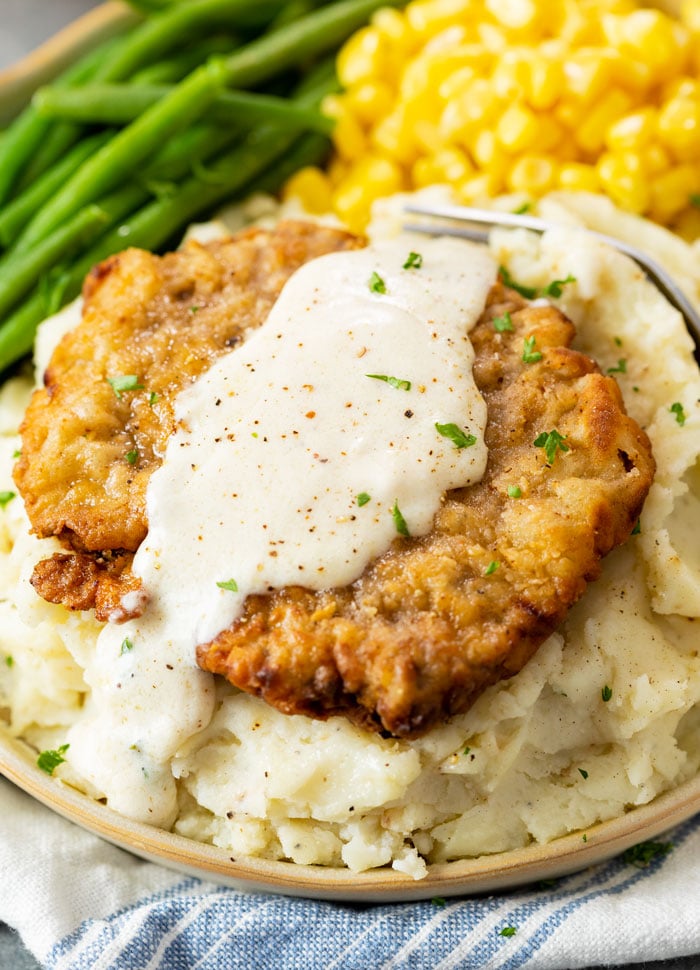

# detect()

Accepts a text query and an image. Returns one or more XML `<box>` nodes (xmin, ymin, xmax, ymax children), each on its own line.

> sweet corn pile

<box><xmin>284</xmin><ymin>0</ymin><xmax>700</xmax><ymax>236</ymax></box>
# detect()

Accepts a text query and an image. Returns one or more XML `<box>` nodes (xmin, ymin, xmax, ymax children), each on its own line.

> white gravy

<box><xmin>66</xmin><ymin>235</ymin><xmax>497</xmax><ymax>826</ymax></box>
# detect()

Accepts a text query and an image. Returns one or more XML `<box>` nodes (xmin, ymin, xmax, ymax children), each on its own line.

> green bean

<box><xmin>0</xmin><ymin>206</ymin><xmax>111</xmax><ymax>321</ymax></box>
<box><xmin>221</xmin><ymin>0</ymin><xmax>405</xmax><ymax>89</ymax></box>
<box><xmin>34</xmin><ymin>83</ymin><xmax>334</xmax><ymax>134</ymax></box>
<box><xmin>15</xmin><ymin>60</ymin><xmax>229</xmax><ymax>253</ymax></box>
<box><xmin>131</xmin><ymin>35</ymin><xmax>236</xmax><ymax>84</ymax></box>
<box><xmin>0</xmin><ymin>34</ymin><xmax>134</xmax><ymax>205</ymax></box>
<box><xmin>93</xmin><ymin>0</ymin><xmax>286</xmax><ymax>83</ymax></box>
<box><xmin>0</xmin><ymin>133</ymin><xmax>112</xmax><ymax>247</ymax></box>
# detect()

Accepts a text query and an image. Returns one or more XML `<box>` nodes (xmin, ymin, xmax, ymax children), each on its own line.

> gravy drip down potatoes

<box><xmin>14</xmin><ymin>221</ymin><xmax>654</xmax><ymax>737</ymax></box>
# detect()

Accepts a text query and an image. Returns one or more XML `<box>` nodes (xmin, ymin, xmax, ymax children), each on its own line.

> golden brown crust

<box><xmin>15</xmin><ymin>224</ymin><xmax>655</xmax><ymax>736</ymax></box>
<box><xmin>196</xmin><ymin>282</ymin><xmax>655</xmax><ymax>736</ymax></box>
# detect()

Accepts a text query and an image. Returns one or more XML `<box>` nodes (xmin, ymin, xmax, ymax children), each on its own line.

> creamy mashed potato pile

<box><xmin>1</xmin><ymin>191</ymin><xmax>700</xmax><ymax>880</ymax></box>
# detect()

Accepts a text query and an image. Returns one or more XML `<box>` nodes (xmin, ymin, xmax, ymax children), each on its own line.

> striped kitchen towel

<box><xmin>1</xmin><ymin>778</ymin><xmax>699</xmax><ymax>970</ymax></box>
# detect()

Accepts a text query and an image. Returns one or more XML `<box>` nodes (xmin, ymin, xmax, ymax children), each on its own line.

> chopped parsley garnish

<box><xmin>463</xmin><ymin>746</ymin><xmax>471</xmax><ymax>755</ymax></box>
<box><xmin>614</xmin><ymin>336</ymin><xmax>623</xmax><ymax>347</ymax></box>
<box><xmin>622</xmin><ymin>840</ymin><xmax>673</xmax><ymax>868</ymax></box>
<box><xmin>485</xmin><ymin>560</ymin><xmax>499</xmax><ymax>575</ymax></box>
<box><xmin>12</xmin><ymin>449</ymin><xmax>21</xmax><ymax>459</ymax></box>
<box><xmin>507</xmin><ymin>485</ymin><xmax>522</xmax><ymax>498</ymax></box>
<box><xmin>522</xmin><ymin>335</ymin><xmax>543</xmax><ymax>363</ymax></box>
<box><xmin>534</xmin><ymin>429</ymin><xmax>569</xmax><ymax>464</ymax></box>
<box><xmin>368</xmin><ymin>271</ymin><xmax>387</xmax><ymax>294</ymax></box>
<box><xmin>578</xmin><ymin>767</ymin><xmax>589</xmax><ymax>779</ymax></box>
<box><xmin>120</xmin><ymin>637</ymin><xmax>134</xmax><ymax>655</ymax></box>
<box><xmin>499</xmin><ymin>926</ymin><xmax>517</xmax><ymax>937</ymax></box>
<box><xmin>125</xmin><ymin>449</ymin><xmax>138</xmax><ymax>465</ymax></box>
<box><xmin>513</xmin><ymin>201</ymin><xmax>532</xmax><ymax>214</ymax></box>
<box><xmin>148</xmin><ymin>392</ymin><xmax>158</xmax><ymax>407</ymax></box>
<box><xmin>0</xmin><ymin>490</ymin><xmax>16</xmax><ymax>508</ymax></box>
<box><xmin>542</xmin><ymin>273</ymin><xmax>576</xmax><ymax>298</ymax></box>
<box><xmin>607</xmin><ymin>358</ymin><xmax>627</xmax><ymax>374</ymax></box>
<box><xmin>37</xmin><ymin>743</ymin><xmax>69</xmax><ymax>775</ymax></box>
<box><xmin>366</xmin><ymin>373</ymin><xmax>411</xmax><ymax>391</ymax></box>
<box><xmin>582</xmin><ymin>833</ymin><xmax>588</xmax><ymax>842</ymax></box>
<box><xmin>670</xmin><ymin>401</ymin><xmax>687</xmax><ymax>426</ymax></box>
<box><xmin>189</xmin><ymin>305</ymin><xmax>200</xmax><ymax>314</ymax></box>
<box><xmin>217</xmin><ymin>578</ymin><xmax>239</xmax><ymax>592</ymax></box>
<box><xmin>601</xmin><ymin>684</ymin><xmax>613</xmax><ymax>702</ymax></box>
<box><xmin>403</xmin><ymin>251</ymin><xmax>423</xmax><ymax>270</ymax></box>
<box><xmin>356</xmin><ymin>492</ymin><xmax>371</xmax><ymax>507</ymax></box>
<box><xmin>107</xmin><ymin>374</ymin><xmax>144</xmax><ymax>399</ymax></box>
<box><xmin>435</xmin><ymin>422</ymin><xmax>477</xmax><ymax>449</ymax></box>
<box><xmin>631</xmin><ymin>519</ymin><xmax>641</xmax><ymax>535</ymax></box>
<box><xmin>431</xmin><ymin>897</ymin><xmax>447</xmax><ymax>907</ymax></box>
<box><xmin>5</xmin><ymin>655</ymin><xmax>13</xmax><ymax>668</ymax></box>
<box><xmin>392</xmin><ymin>500</ymin><xmax>410</xmax><ymax>537</ymax></box>
<box><xmin>690</xmin><ymin>193</ymin><xmax>700</xmax><ymax>208</ymax></box>
<box><xmin>499</xmin><ymin>265</ymin><xmax>537</xmax><ymax>299</ymax></box>
<box><xmin>493</xmin><ymin>311</ymin><xmax>514</xmax><ymax>333</ymax></box>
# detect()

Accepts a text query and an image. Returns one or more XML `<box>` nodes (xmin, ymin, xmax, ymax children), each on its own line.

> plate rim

<box><xmin>2</xmin><ymin>725</ymin><xmax>698</xmax><ymax>902</ymax></box>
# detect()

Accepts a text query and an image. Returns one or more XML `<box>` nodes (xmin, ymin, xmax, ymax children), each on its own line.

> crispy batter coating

<box><xmin>15</xmin><ymin>223</ymin><xmax>655</xmax><ymax>736</ymax></box>
<box><xmin>197</xmin><ymin>282</ymin><xmax>655</xmax><ymax>736</ymax></box>
<box><xmin>16</xmin><ymin>221</ymin><xmax>361</xmax><ymax>620</ymax></box>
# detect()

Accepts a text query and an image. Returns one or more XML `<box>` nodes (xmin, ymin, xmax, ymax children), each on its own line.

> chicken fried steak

<box><xmin>16</xmin><ymin>221</ymin><xmax>362</xmax><ymax>620</ymax></box>
<box><xmin>15</xmin><ymin>222</ymin><xmax>655</xmax><ymax>737</ymax></box>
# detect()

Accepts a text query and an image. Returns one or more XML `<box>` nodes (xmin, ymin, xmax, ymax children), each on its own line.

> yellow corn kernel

<box><xmin>605</xmin><ymin>107</ymin><xmax>657</xmax><ymax>153</ymax></box>
<box><xmin>525</xmin><ymin>55</ymin><xmax>564</xmax><ymax>110</ymax></box>
<box><xmin>457</xmin><ymin>171</ymin><xmax>503</xmax><ymax>203</ymax></box>
<box><xmin>490</xmin><ymin>50</ymin><xmax>531</xmax><ymax>101</ymax></box>
<box><xmin>596</xmin><ymin>152</ymin><xmax>650</xmax><ymax>213</ymax></box>
<box><xmin>439</xmin><ymin>79</ymin><xmax>503</xmax><ymax>144</ymax></box>
<box><xmin>496</xmin><ymin>102</ymin><xmax>541</xmax><ymax>154</ymax></box>
<box><xmin>282</xmin><ymin>167</ymin><xmax>333</xmax><ymax>214</ymax></box>
<box><xmin>343</xmin><ymin>82</ymin><xmax>394</xmax><ymax>127</ymax></box>
<box><xmin>337</xmin><ymin>27</ymin><xmax>386</xmax><ymax>88</ymax></box>
<box><xmin>557</xmin><ymin>162</ymin><xmax>601</xmax><ymax>193</ymax></box>
<box><xmin>332</xmin><ymin>111</ymin><xmax>367</xmax><ymax>161</ymax></box>
<box><xmin>438</xmin><ymin>65</ymin><xmax>478</xmax><ymax>102</ymax></box>
<box><xmin>407</xmin><ymin>0</ymin><xmax>475</xmax><ymax>38</ymax></box>
<box><xmin>661</xmin><ymin>76</ymin><xmax>700</xmax><ymax>102</ymax></box>
<box><xmin>657</xmin><ymin>96</ymin><xmax>700</xmax><ymax>161</ymax></box>
<box><xmin>649</xmin><ymin>163</ymin><xmax>700</xmax><ymax>222</ymax></box>
<box><xmin>332</xmin><ymin>156</ymin><xmax>405</xmax><ymax>231</ymax></box>
<box><xmin>671</xmin><ymin>204</ymin><xmax>700</xmax><ymax>241</ymax></box>
<box><xmin>412</xmin><ymin>147</ymin><xmax>474</xmax><ymax>187</ymax></box>
<box><xmin>470</xmin><ymin>129</ymin><xmax>511</xmax><ymax>178</ymax></box>
<box><xmin>641</xmin><ymin>142</ymin><xmax>672</xmax><ymax>175</ymax></box>
<box><xmin>506</xmin><ymin>154</ymin><xmax>557</xmax><ymax>195</ymax></box>
<box><xmin>486</xmin><ymin>0</ymin><xmax>539</xmax><ymax>31</ymax></box>
<box><xmin>400</xmin><ymin>50</ymin><xmax>478</xmax><ymax>104</ymax></box>
<box><xmin>575</xmin><ymin>89</ymin><xmax>633</xmax><ymax>154</ymax></box>
<box><xmin>371</xmin><ymin>105</ymin><xmax>418</xmax><ymax>164</ymax></box>
<box><xmin>681</xmin><ymin>0</ymin><xmax>700</xmax><ymax>33</ymax></box>
<box><xmin>562</xmin><ymin>49</ymin><xmax>616</xmax><ymax>103</ymax></box>
<box><xmin>603</xmin><ymin>10</ymin><xmax>690</xmax><ymax>81</ymax></box>
<box><xmin>372</xmin><ymin>7</ymin><xmax>414</xmax><ymax>49</ymax></box>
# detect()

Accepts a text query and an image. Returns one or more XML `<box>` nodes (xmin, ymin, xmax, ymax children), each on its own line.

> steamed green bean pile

<box><xmin>0</xmin><ymin>0</ymin><xmax>403</xmax><ymax>374</ymax></box>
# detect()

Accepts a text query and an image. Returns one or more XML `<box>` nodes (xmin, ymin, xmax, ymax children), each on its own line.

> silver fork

<box><xmin>404</xmin><ymin>201</ymin><xmax>700</xmax><ymax>359</ymax></box>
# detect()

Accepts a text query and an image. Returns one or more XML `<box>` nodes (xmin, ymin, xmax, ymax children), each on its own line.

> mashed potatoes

<box><xmin>1</xmin><ymin>191</ymin><xmax>699</xmax><ymax>880</ymax></box>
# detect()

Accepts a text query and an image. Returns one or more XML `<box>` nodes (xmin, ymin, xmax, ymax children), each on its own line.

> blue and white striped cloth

<box><xmin>2</xmin><ymin>778</ymin><xmax>699</xmax><ymax>970</ymax></box>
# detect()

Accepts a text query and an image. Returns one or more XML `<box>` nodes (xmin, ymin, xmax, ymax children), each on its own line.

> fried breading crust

<box><xmin>196</xmin><ymin>282</ymin><xmax>655</xmax><ymax>737</ymax></box>
<box><xmin>16</xmin><ymin>221</ymin><xmax>362</xmax><ymax>620</ymax></box>
<box><xmin>15</xmin><ymin>223</ymin><xmax>655</xmax><ymax>737</ymax></box>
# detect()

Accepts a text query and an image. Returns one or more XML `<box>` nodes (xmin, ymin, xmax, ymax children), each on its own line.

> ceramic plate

<box><xmin>1</xmin><ymin>0</ymin><xmax>698</xmax><ymax>903</ymax></box>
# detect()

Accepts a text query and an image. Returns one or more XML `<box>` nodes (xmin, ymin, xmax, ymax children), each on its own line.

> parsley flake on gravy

<box><xmin>391</xmin><ymin>500</ymin><xmax>410</xmax><ymax>537</ymax></box>
<box><xmin>217</xmin><ymin>578</ymin><xmax>239</xmax><ymax>592</ymax></box>
<box><xmin>435</xmin><ymin>422</ymin><xmax>477</xmax><ymax>449</ymax></box>
<box><xmin>37</xmin><ymin>744</ymin><xmax>69</xmax><ymax>775</ymax></box>
<box><xmin>107</xmin><ymin>374</ymin><xmax>144</xmax><ymax>399</ymax></box>
<box><xmin>493</xmin><ymin>311</ymin><xmax>514</xmax><ymax>333</ymax></box>
<box><xmin>522</xmin><ymin>335</ymin><xmax>543</xmax><ymax>363</ymax></box>
<box><xmin>356</xmin><ymin>492</ymin><xmax>371</xmax><ymax>507</ymax></box>
<box><xmin>534</xmin><ymin>429</ymin><xmax>569</xmax><ymax>464</ymax></box>
<box><xmin>579</xmin><ymin>767</ymin><xmax>589</xmax><ymax>779</ymax></box>
<box><xmin>602</xmin><ymin>685</ymin><xmax>613</xmax><ymax>702</ymax></box>
<box><xmin>366</xmin><ymin>373</ymin><xmax>411</xmax><ymax>391</ymax></box>
<box><xmin>368</xmin><ymin>271</ymin><xmax>387</xmax><ymax>294</ymax></box>
<box><xmin>0</xmin><ymin>490</ymin><xmax>16</xmax><ymax>508</ymax></box>
<box><xmin>607</xmin><ymin>358</ymin><xmax>627</xmax><ymax>374</ymax></box>
<box><xmin>403</xmin><ymin>251</ymin><xmax>423</xmax><ymax>270</ymax></box>
<box><xmin>120</xmin><ymin>637</ymin><xmax>134</xmax><ymax>655</ymax></box>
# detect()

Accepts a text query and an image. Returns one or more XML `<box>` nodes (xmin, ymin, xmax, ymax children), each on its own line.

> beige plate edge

<box><xmin>2</xmin><ymin>726</ymin><xmax>699</xmax><ymax>901</ymax></box>
<box><xmin>0</xmin><ymin>2</ymin><xmax>138</xmax><ymax>126</ymax></box>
